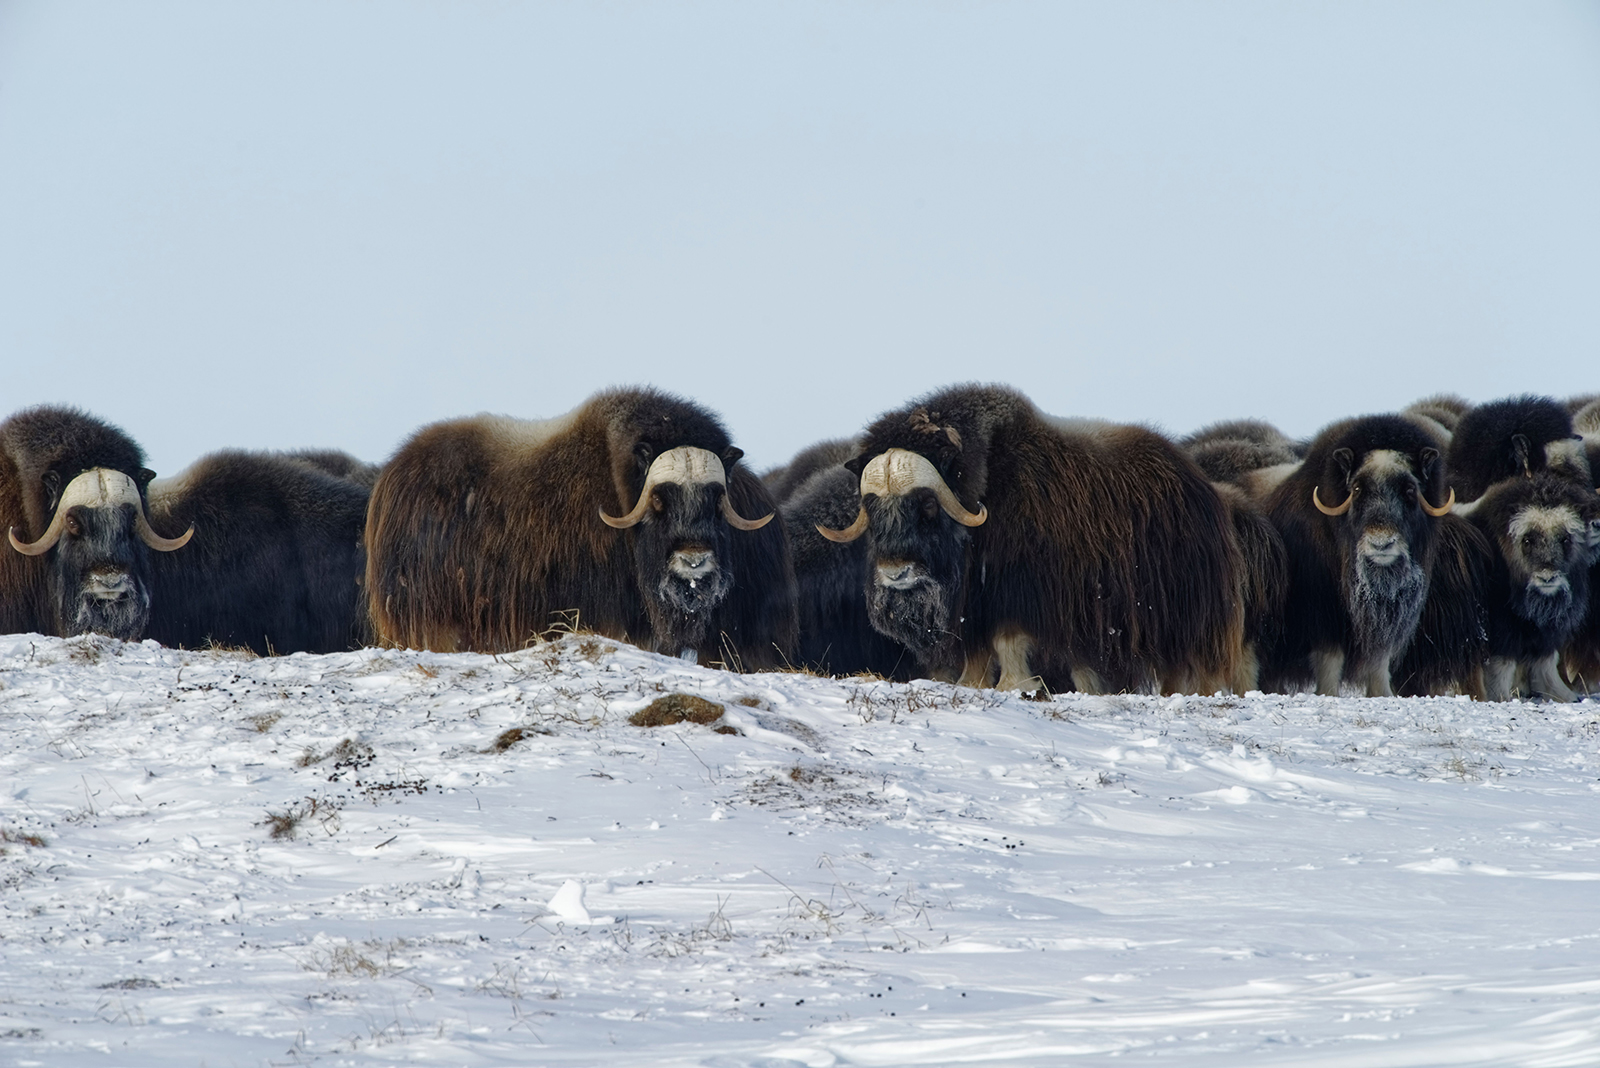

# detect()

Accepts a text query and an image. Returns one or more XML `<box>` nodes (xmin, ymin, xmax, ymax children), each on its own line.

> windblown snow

<box><xmin>2</xmin><ymin>633</ymin><xmax>1599</xmax><ymax>1067</ymax></box>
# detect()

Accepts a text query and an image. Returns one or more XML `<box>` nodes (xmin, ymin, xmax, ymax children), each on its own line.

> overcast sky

<box><xmin>2</xmin><ymin>1</ymin><xmax>1598</xmax><ymax>475</ymax></box>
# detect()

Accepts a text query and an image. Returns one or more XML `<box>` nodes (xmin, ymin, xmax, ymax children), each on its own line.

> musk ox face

<box><xmin>816</xmin><ymin>448</ymin><xmax>989</xmax><ymax>662</ymax></box>
<box><xmin>601</xmin><ymin>445</ymin><xmax>773</xmax><ymax>655</ymax></box>
<box><xmin>7</xmin><ymin>467</ymin><xmax>193</xmax><ymax>642</ymax></box>
<box><xmin>1483</xmin><ymin>479</ymin><xmax>1597</xmax><ymax>640</ymax></box>
<box><xmin>1317</xmin><ymin>447</ymin><xmax>1441</xmax><ymax>657</ymax></box>
<box><xmin>49</xmin><ymin>501</ymin><xmax>154</xmax><ymax>640</ymax></box>
<box><xmin>860</xmin><ymin>487</ymin><xmax>972</xmax><ymax>658</ymax></box>
<box><xmin>632</xmin><ymin>480</ymin><xmax>738</xmax><ymax>649</ymax></box>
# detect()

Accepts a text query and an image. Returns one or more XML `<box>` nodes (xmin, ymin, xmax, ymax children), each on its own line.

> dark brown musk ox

<box><xmin>765</xmin><ymin>442</ymin><xmax>915</xmax><ymax>680</ymax></box>
<box><xmin>815</xmin><ymin>385</ymin><xmax>1247</xmax><ymax>694</ymax></box>
<box><xmin>140</xmin><ymin>450</ymin><xmax>374</xmax><ymax>655</ymax></box>
<box><xmin>1448</xmin><ymin>395</ymin><xmax>1590</xmax><ymax>503</ymax></box>
<box><xmin>1257</xmin><ymin>415</ymin><xmax>1457</xmax><ymax>696</ymax></box>
<box><xmin>2</xmin><ymin>407</ymin><xmax>193</xmax><ymax>640</ymax></box>
<box><xmin>364</xmin><ymin>388</ymin><xmax>797</xmax><ymax>666</ymax></box>
<box><xmin>1460</xmin><ymin>472</ymin><xmax>1598</xmax><ymax>701</ymax></box>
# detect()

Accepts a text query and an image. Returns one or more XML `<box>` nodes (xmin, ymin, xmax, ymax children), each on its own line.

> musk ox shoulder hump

<box><xmin>468</xmin><ymin>410</ymin><xmax>585</xmax><ymax>456</ymax></box>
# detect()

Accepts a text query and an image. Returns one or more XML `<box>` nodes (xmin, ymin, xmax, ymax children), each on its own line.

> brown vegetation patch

<box><xmin>629</xmin><ymin>693</ymin><xmax>726</xmax><ymax>728</ymax></box>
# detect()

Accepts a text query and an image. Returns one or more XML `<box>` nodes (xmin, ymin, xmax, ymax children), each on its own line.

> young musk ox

<box><xmin>762</xmin><ymin>438</ymin><xmax>858</xmax><ymax>507</ymax></box>
<box><xmin>1462</xmin><ymin>472</ymin><xmax>1599</xmax><ymax>702</ymax></box>
<box><xmin>1448</xmin><ymin>395</ymin><xmax>1589</xmax><ymax>503</ymax></box>
<box><xmin>817</xmin><ymin>385</ymin><xmax>1247</xmax><ymax>694</ymax></box>
<box><xmin>1</xmin><ymin>407</ymin><xmax>192</xmax><ymax>640</ymax></box>
<box><xmin>365</xmin><ymin>388</ymin><xmax>797</xmax><ymax>666</ymax></box>
<box><xmin>142</xmin><ymin>451</ymin><xmax>373</xmax><ymax>655</ymax></box>
<box><xmin>772</xmin><ymin>446</ymin><xmax>915</xmax><ymax>680</ymax></box>
<box><xmin>1257</xmin><ymin>415</ymin><xmax>1456</xmax><ymax>697</ymax></box>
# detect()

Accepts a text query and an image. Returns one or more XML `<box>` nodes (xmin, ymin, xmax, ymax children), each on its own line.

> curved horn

<box><xmin>600</xmin><ymin>447</ymin><xmax>733</xmax><ymax>530</ymax></box>
<box><xmin>1312</xmin><ymin>485</ymin><xmax>1352</xmax><ymax>516</ymax></box>
<box><xmin>8</xmin><ymin>515</ymin><xmax>68</xmax><ymax>556</ymax></box>
<box><xmin>816</xmin><ymin>506</ymin><xmax>869</xmax><ymax>543</ymax></box>
<box><xmin>136</xmin><ymin>510</ymin><xmax>194</xmax><ymax>551</ymax></box>
<box><xmin>720</xmin><ymin>494</ymin><xmax>773</xmax><ymax>531</ymax></box>
<box><xmin>1421</xmin><ymin>486</ymin><xmax>1455</xmax><ymax>518</ymax></box>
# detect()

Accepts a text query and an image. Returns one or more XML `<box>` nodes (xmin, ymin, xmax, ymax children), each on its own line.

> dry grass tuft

<box><xmin>263</xmin><ymin>796</ymin><xmax>342</xmax><ymax>840</ymax></box>
<box><xmin>0</xmin><ymin>828</ymin><xmax>47</xmax><ymax>850</ymax></box>
<box><xmin>247</xmin><ymin>711</ymin><xmax>282</xmax><ymax>733</ymax></box>
<box><xmin>629</xmin><ymin>693</ymin><xmax>726</xmax><ymax>728</ymax></box>
<box><xmin>484</xmin><ymin>726</ymin><xmax>548</xmax><ymax>753</ymax></box>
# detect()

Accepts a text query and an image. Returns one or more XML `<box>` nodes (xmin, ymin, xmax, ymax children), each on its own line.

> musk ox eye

<box><xmin>921</xmin><ymin>496</ymin><xmax>939</xmax><ymax>520</ymax></box>
<box><xmin>65</xmin><ymin>514</ymin><xmax>83</xmax><ymax>538</ymax></box>
<box><xmin>650</xmin><ymin>494</ymin><xmax>665</xmax><ymax>513</ymax></box>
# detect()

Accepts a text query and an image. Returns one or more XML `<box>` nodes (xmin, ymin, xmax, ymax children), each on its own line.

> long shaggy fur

<box><xmin>144</xmin><ymin>451</ymin><xmax>373</xmax><ymax>655</ymax></box>
<box><xmin>762</xmin><ymin>439</ymin><xmax>858</xmax><ymax>506</ymax></box>
<box><xmin>1392</xmin><ymin>514</ymin><xmax>1493</xmax><ymax>697</ymax></box>
<box><xmin>849</xmin><ymin>385</ymin><xmax>1245</xmax><ymax>693</ymax></box>
<box><xmin>365</xmin><ymin>388</ymin><xmax>796</xmax><ymax>666</ymax></box>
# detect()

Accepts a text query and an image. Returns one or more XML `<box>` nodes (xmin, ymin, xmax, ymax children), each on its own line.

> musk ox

<box><xmin>2</xmin><ymin>407</ymin><xmax>192</xmax><ymax>640</ymax></box>
<box><xmin>365</xmin><ymin>388</ymin><xmax>797</xmax><ymax>666</ymax></box>
<box><xmin>772</xmin><ymin>446</ymin><xmax>915</xmax><ymax>679</ymax></box>
<box><xmin>816</xmin><ymin>385</ymin><xmax>1246</xmax><ymax>694</ymax></box>
<box><xmin>1448</xmin><ymin>395</ymin><xmax>1589</xmax><ymax>502</ymax></box>
<box><xmin>1258</xmin><ymin>415</ymin><xmax>1454</xmax><ymax>696</ymax></box>
<box><xmin>140</xmin><ymin>450</ymin><xmax>373</xmax><ymax>655</ymax></box>
<box><xmin>1402</xmin><ymin>394</ymin><xmax>1473</xmax><ymax>439</ymax></box>
<box><xmin>1465</xmin><ymin>472</ymin><xmax>1598</xmax><ymax>702</ymax></box>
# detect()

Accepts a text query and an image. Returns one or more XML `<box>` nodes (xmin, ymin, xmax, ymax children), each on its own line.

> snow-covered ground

<box><xmin>2</xmin><ymin>632</ymin><xmax>1599</xmax><ymax>1068</ymax></box>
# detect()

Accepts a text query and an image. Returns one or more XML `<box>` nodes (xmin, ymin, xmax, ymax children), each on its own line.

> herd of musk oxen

<box><xmin>7</xmin><ymin>385</ymin><xmax>1600</xmax><ymax>702</ymax></box>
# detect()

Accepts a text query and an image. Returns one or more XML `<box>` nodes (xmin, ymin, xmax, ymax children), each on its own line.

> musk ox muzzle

<box><xmin>816</xmin><ymin>449</ymin><xmax>986</xmax><ymax>543</ymax></box>
<box><xmin>599</xmin><ymin>447</ymin><xmax>773</xmax><ymax>531</ymax></box>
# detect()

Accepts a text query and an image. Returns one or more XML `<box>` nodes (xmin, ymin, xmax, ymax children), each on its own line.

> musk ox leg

<box><xmin>1362</xmin><ymin>654</ymin><xmax>1395</xmax><ymax>698</ymax></box>
<box><xmin>992</xmin><ymin>627</ymin><xmax>1043</xmax><ymax>693</ymax></box>
<box><xmin>1484</xmin><ymin>656</ymin><xmax>1517</xmax><ymax>702</ymax></box>
<box><xmin>1070</xmin><ymin>665</ymin><xmax>1107</xmax><ymax>695</ymax></box>
<box><xmin>1311</xmin><ymin>647</ymin><xmax>1345</xmax><ymax>697</ymax></box>
<box><xmin>1232</xmin><ymin>643</ymin><xmax>1262</xmax><ymax>695</ymax></box>
<box><xmin>1528</xmin><ymin>652</ymin><xmax>1576</xmax><ymax>703</ymax></box>
<box><xmin>956</xmin><ymin>647</ymin><xmax>995</xmax><ymax>689</ymax></box>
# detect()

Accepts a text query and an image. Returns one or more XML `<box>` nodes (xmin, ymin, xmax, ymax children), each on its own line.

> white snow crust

<box><xmin>2</xmin><ymin>632</ymin><xmax>1599</xmax><ymax>1067</ymax></box>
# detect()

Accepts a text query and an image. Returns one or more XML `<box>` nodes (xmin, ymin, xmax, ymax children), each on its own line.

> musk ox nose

<box><xmin>85</xmin><ymin>571</ymin><xmax>132</xmax><ymax>601</ymax></box>
<box><xmin>1531</xmin><ymin>569</ymin><xmax>1568</xmax><ymax>595</ymax></box>
<box><xmin>1361</xmin><ymin>532</ymin><xmax>1403</xmax><ymax>565</ymax></box>
<box><xmin>876</xmin><ymin>561</ymin><xmax>920</xmax><ymax>590</ymax></box>
<box><xmin>669</xmin><ymin>549</ymin><xmax>716</xmax><ymax>581</ymax></box>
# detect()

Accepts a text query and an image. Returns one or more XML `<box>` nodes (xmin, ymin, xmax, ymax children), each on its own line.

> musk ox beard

<box><xmin>819</xmin><ymin>385</ymin><xmax>1248</xmax><ymax>694</ymax></box>
<box><xmin>2</xmin><ymin>406</ymin><xmax>192</xmax><ymax>641</ymax></box>
<box><xmin>364</xmin><ymin>388</ymin><xmax>798</xmax><ymax>667</ymax></box>
<box><xmin>1258</xmin><ymin>415</ymin><xmax>1455</xmax><ymax>697</ymax></box>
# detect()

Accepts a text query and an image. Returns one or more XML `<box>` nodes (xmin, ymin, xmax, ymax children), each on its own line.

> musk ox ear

<box><xmin>720</xmin><ymin>446</ymin><xmax>744</xmax><ymax>470</ymax></box>
<box><xmin>633</xmin><ymin>440</ymin><xmax>656</xmax><ymax>468</ymax></box>
<box><xmin>1419</xmin><ymin>447</ymin><xmax>1440</xmax><ymax>483</ymax></box>
<box><xmin>843</xmin><ymin>453</ymin><xmax>868</xmax><ymax>478</ymax></box>
<box><xmin>41</xmin><ymin>470</ymin><xmax>61</xmax><ymax>511</ymax></box>
<box><xmin>1511</xmin><ymin>433</ymin><xmax>1532</xmax><ymax>476</ymax></box>
<box><xmin>1331</xmin><ymin>447</ymin><xmax>1354</xmax><ymax>486</ymax></box>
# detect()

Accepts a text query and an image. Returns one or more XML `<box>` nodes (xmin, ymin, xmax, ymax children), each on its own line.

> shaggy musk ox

<box><xmin>1</xmin><ymin>407</ymin><xmax>192</xmax><ymax>640</ymax></box>
<box><xmin>818</xmin><ymin>386</ymin><xmax>1246</xmax><ymax>694</ymax></box>
<box><xmin>1466</xmin><ymin>473</ymin><xmax>1598</xmax><ymax>702</ymax></box>
<box><xmin>365</xmin><ymin>389</ymin><xmax>797</xmax><ymax>665</ymax></box>
<box><xmin>141</xmin><ymin>451</ymin><xmax>373</xmax><ymax>655</ymax></box>
<box><xmin>1259</xmin><ymin>415</ymin><xmax>1455</xmax><ymax>696</ymax></box>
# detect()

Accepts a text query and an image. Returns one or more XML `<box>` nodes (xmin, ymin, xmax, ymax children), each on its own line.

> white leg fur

<box><xmin>1311</xmin><ymin>647</ymin><xmax>1345</xmax><ymax>697</ymax></box>
<box><xmin>993</xmin><ymin>628</ymin><xmax>1044</xmax><ymax>692</ymax></box>
<box><xmin>1484</xmin><ymin>657</ymin><xmax>1517</xmax><ymax>702</ymax></box>
<box><xmin>1363</xmin><ymin>654</ymin><xmax>1394</xmax><ymax>698</ymax></box>
<box><xmin>1528</xmin><ymin>652</ymin><xmax>1576</xmax><ymax>703</ymax></box>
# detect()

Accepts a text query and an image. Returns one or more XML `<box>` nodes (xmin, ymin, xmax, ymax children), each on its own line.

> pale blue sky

<box><xmin>2</xmin><ymin>1</ymin><xmax>1597</xmax><ymax>475</ymax></box>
